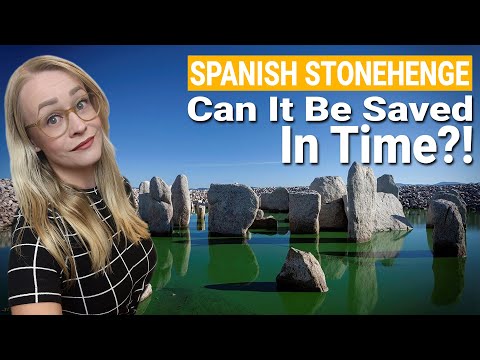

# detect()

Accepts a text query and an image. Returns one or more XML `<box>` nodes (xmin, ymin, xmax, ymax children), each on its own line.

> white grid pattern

<box><xmin>7</xmin><ymin>177</ymin><xmax>157</xmax><ymax>315</ymax></box>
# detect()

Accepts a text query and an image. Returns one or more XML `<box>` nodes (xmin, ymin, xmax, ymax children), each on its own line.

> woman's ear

<box><xmin>30</xmin><ymin>140</ymin><xmax>41</xmax><ymax>152</ymax></box>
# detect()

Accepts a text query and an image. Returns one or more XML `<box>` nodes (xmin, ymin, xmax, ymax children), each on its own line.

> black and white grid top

<box><xmin>7</xmin><ymin>176</ymin><xmax>157</xmax><ymax>315</ymax></box>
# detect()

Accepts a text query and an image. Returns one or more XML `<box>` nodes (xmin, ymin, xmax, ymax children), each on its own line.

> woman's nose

<box><xmin>68</xmin><ymin>112</ymin><xmax>88</xmax><ymax>136</ymax></box>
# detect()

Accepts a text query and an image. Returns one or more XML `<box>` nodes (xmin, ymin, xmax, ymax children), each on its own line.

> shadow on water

<box><xmin>431</xmin><ymin>257</ymin><xmax>466</xmax><ymax>306</ymax></box>
<box><xmin>206</xmin><ymin>281</ymin><xmax>277</xmax><ymax>292</ymax></box>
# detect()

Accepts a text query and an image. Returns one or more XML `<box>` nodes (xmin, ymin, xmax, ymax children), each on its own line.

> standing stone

<box><xmin>171</xmin><ymin>174</ymin><xmax>191</xmax><ymax>227</ymax></box>
<box><xmin>276</xmin><ymin>247</ymin><xmax>328</xmax><ymax>292</ymax></box>
<box><xmin>259</xmin><ymin>187</ymin><xmax>289</xmax><ymax>212</ymax></box>
<box><xmin>196</xmin><ymin>205</ymin><xmax>206</xmax><ymax>221</ymax></box>
<box><xmin>319</xmin><ymin>198</ymin><xmax>348</xmax><ymax>231</ymax></box>
<box><xmin>289</xmin><ymin>191</ymin><xmax>321</xmax><ymax>234</ymax></box>
<box><xmin>207</xmin><ymin>184</ymin><xmax>258</xmax><ymax>237</ymax></box>
<box><xmin>426</xmin><ymin>191</ymin><xmax>467</xmax><ymax>229</ymax></box>
<box><xmin>138</xmin><ymin>193</ymin><xmax>153</xmax><ymax>222</ymax></box>
<box><xmin>138</xmin><ymin>176</ymin><xmax>173</xmax><ymax>235</ymax></box>
<box><xmin>431</xmin><ymin>199</ymin><xmax>466</xmax><ymax>257</ymax></box>
<box><xmin>377</xmin><ymin>174</ymin><xmax>399</xmax><ymax>198</ymax></box>
<box><xmin>149</xmin><ymin>200</ymin><xmax>173</xmax><ymax>235</ymax></box>
<box><xmin>309</xmin><ymin>176</ymin><xmax>347</xmax><ymax>205</ymax></box>
<box><xmin>139</xmin><ymin>181</ymin><xmax>150</xmax><ymax>194</ymax></box>
<box><xmin>347</xmin><ymin>162</ymin><xmax>376</xmax><ymax>242</ymax></box>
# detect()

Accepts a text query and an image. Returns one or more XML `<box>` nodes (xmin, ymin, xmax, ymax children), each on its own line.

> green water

<box><xmin>2</xmin><ymin>210</ymin><xmax>480</xmax><ymax>315</ymax></box>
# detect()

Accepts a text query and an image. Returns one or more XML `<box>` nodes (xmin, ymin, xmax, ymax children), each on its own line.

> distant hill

<box><xmin>397</xmin><ymin>182</ymin><xmax>464</xmax><ymax>186</ymax></box>
<box><xmin>433</xmin><ymin>182</ymin><xmax>464</xmax><ymax>186</ymax></box>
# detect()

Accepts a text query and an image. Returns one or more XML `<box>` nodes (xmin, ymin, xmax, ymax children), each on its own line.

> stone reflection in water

<box><xmin>426</xmin><ymin>228</ymin><xmax>434</xmax><ymax>253</ymax></box>
<box><xmin>0</xmin><ymin>228</ymin><xmax>11</xmax><ymax>248</ymax></box>
<box><xmin>467</xmin><ymin>211</ymin><xmax>480</xmax><ymax>230</ymax></box>
<box><xmin>151</xmin><ymin>238</ymin><xmax>173</xmax><ymax>290</ymax></box>
<box><xmin>208</xmin><ymin>235</ymin><xmax>259</xmax><ymax>284</ymax></box>
<box><xmin>197</xmin><ymin>217</ymin><xmax>206</xmax><ymax>231</ymax></box>
<box><xmin>278</xmin><ymin>290</ymin><xmax>327</xmax><ymax>315</ymax></box>
<box><xmin>289</xmin><ymin>234</ymin><xmax>319</xmax><ymax>255</ymax></box>
<box><xmin>171</xmin><ymin>228</ymin><xmax>191</xmax><ymax>276</ymax></box>
<box><xmin>370</xmin><ymin>230</ymin><xmax>409</xmax><ymax>265</ymax></box>
<box><xmin>348</xmin><ymin>241</ymin><xmax>378</xmax><ymax>315</ymax></box>
<box><xmin>404</xmin><ymin>209</ymin><xmax>428</xmax><ymax>226</ymax></box>
<box><xmin>320</xmin><ymin>254</ymin><xmax>348</xmax><ymax>280</ymax></box>
<box><xmin>347</xmin><ymin>230</ymin><xmax>409</xmax><ymax>314</ymax></box>
<box><xmin>431</xmin><ymin>257</ymin><xmax>466</xmax><ymax>306</ymax></box>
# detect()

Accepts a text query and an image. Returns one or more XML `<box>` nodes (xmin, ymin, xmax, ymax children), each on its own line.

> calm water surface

<box><xmin>1</xmin><ymin>210</ymin><xmax>479</xmax><ymax>315</ymax></box>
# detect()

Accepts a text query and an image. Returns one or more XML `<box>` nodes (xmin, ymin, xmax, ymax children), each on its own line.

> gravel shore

<box><xmin>1</xmin><ymin>178</ymin><xmax>479</xmax><ymax>231</ymax></box>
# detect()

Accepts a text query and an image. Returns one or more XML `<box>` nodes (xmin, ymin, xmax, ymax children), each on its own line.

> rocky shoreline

<box><xmin>1</xmin><ymin>178</ymin><xmax>479</xmax><ymax>231</ymax></box>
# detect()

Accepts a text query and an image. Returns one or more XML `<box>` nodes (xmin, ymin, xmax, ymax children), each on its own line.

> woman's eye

<box><xmin>76</xmin><ymin>98</ymin><xmax>89</xmax><ymax>110</ymax></box>
<box><xmin>47</xmin><ymin>115</ymin><xmax>61</xmax><ymax>126</ymax></box>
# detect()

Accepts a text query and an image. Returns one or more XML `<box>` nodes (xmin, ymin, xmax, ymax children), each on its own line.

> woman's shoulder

<box><xmin>11</xmin><ymin>206</ymin><xmax>61</xmax><ymax>247</ymax></box>
<box><xmin>10</xmin><ymin>207</ymin><xmax>39</xmax><ymax>246</ymax></box>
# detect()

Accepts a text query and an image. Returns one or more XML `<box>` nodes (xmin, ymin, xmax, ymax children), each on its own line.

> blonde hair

<box><xmin>4</xmin><ymin>55</ymin><xmax>151</xmax><ymax>280</ymax></box>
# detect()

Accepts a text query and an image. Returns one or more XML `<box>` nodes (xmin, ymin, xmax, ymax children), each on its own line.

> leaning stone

<box><xmin>347</xmin><ymin>162</ymin><xmax>376</xmax><ymax>242</ymax></box>
<box><xmin>377</xmin><ymin>174</ymin><xmax>399</xmax><ymax>198</ymax></box>
<box><xmin>431</xmin><ymin>199</ymin><xmax>466</xmax><ymax>257</ymax></box>
<box><xmin>289</xmin><ymin>191</ymin><xmax>321</xmax><ymax>234</ymax></box>
<box><xmin>276</xmin><ymin>247</ymin><xmax>328</xmax><ymax>292</ymax></box>
<box><xmin>374</xmin><ymin>192</ymin><xmax>412</xmax><ymax>231</ymax></box>
<box><xmin>150</xmin><ymin>176</ymin><xmax>171</xmax><ymax>204</ymax></box>
<box><xmin>207</xmin><ymin>183</ymin><xmax>258</xmax><ymax>237</ymax></box>
<box><xmin>309</xmin><ymin>176</ymin><xmax>347</xmax><ymax>205</ymax></box>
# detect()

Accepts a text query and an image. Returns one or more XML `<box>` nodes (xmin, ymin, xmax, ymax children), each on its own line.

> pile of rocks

<box><xmin>399</xmin><ymin>183</ymin><xmax>480</xmax><ymax>211</ymax></box>
<box><xmin>0</xmin><ymin>179</ymin><xmax>19</xmax><ymax>230</ymax></box>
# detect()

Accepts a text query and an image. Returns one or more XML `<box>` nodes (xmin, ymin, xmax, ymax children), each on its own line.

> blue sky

<box><xmin>0</xmin><ymin>45</ymin><xmax>478</xmax><ymax>189</ymax></box>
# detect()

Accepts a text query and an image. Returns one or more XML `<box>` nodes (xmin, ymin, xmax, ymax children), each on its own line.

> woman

<box><xmin>4</xmin><ymin>55</ymin><xmax>157</xmax><ymax>315</ymax></box>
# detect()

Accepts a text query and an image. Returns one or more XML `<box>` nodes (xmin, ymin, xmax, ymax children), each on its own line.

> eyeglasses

<box><xmin>25</xmin><ymin>92</ymin><xmax>101</xmax><ymax>139</ymax></box>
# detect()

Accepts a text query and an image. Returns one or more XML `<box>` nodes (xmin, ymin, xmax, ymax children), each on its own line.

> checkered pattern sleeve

<box><xmin>8</xmin><ymin>209</ymin><xmax>63</xmax><ymax>307</ymax></box>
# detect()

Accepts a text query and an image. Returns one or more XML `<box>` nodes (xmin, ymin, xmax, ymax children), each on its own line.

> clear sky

<box><xmin>1</xmin><ymin>45</ymin><xmax>479</xmax><ymax>189</ymax></box>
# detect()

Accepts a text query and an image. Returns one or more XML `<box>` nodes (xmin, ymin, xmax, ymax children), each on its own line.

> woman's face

<box><xmin>20</xmin><ymin>70</ymin><xmax>103</xmax><ymax>180</ymax></box>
